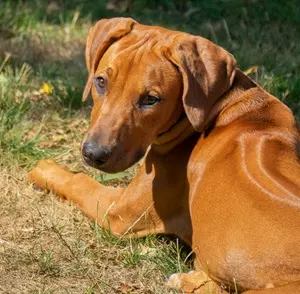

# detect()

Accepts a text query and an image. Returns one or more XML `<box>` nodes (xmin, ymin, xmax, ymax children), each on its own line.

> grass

<box><xmin>0</xmin><ymin>0</ymin><xmax>300</xmax><ymax>293</ymax></box>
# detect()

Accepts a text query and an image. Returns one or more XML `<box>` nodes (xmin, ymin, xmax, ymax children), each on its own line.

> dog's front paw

<box><xmin>167</xmin><ymin>272</ymin><xmax>199</xmax><ymax>293</ymax></box>
<box><xmin>28</xmin><ymin>159</ymin><xmax>71</xmax><ymax>194</ymax></box>
<box><xmin>166</xmin><ymin>271</ymin><xmax>222</xmax><ymax>293</ymax></box>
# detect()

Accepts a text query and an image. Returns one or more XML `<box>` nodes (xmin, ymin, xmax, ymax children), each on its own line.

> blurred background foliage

<box><xmin>1</xmin><ymin>0</ymin><xmax>299</xmax><ymax>113</ymax></box>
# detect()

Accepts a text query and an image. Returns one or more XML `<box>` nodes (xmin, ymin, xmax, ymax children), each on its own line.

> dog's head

<box><xmin>81</xmin><ymin>18</ymin><xmax>236</xmax><ymax>173</ymax></box>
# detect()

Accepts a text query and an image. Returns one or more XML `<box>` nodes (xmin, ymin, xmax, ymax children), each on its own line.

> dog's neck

<box><xmin>207</xmin><ymin>69</ymin><xmax>259</xmax><ymax>128</ymax></box>
<box><xmin>152</xmin><ymin>114</ymin><xmax>195</xmax><ymax>154</ymax></box>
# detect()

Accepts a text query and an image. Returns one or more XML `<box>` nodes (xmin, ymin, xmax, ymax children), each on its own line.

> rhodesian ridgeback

<box><xmin>29</xmin><ymin>18</ymin><xmax>300</xmax><ymax>293</ymax></box>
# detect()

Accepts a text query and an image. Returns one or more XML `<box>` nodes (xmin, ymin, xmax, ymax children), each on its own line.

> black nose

<box><xmin>82</xmin><ymin>142</ymin><xmax>110</xmax><ymax>166</ymax></box>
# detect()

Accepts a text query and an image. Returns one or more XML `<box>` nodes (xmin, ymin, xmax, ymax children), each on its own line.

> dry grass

<box><xmin>0</xmin><ymin>165</ymin><xmax>184</xmax><ymax>294</ymax></box>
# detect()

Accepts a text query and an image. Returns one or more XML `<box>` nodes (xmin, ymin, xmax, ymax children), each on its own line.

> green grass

<box><xmin>0</xmin><ymin>0</ymin><xmax>299</xmax><ymax>293</ymax></box>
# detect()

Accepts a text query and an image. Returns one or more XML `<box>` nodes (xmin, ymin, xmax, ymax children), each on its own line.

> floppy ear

<box><xmin>82</xmin><ymin>17</ymin><xmax>136</xmax><ymax>102</ymax></box>
<box><xmin>168</xmin><ymin>35</ymin><xmax>236</xmax><ymax>132</ymax></box>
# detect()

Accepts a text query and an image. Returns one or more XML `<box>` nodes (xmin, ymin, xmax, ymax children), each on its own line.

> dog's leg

<box><xmin>28</xmin><ymin>160</ymin><xmax>160</xmax><ymax>236</ymax></box>
<box><xmin>28</xmin><ymin>144</ymin><xmax>191</xmax><ymax>239</ymax></box>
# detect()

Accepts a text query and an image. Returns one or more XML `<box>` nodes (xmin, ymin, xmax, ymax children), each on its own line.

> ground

<box><xmin>0</xmin><ymin>1</ymin><xmax>300</xmax><ymax>293</ymax></box>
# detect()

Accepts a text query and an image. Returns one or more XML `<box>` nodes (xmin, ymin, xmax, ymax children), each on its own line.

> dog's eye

<box><xmin>94</xmin><ymin>76</ymin><xmax>106</xmax><ymax>95</ymax></box>
<box><xmin>139</xmin><ymin>95</ymin><xmax>161</xmax><ymax>107</ymax></box>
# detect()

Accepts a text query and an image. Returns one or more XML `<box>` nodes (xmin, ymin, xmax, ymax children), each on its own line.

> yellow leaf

<box><xmin>40</xmin><ymin>82</ymin><xmax>53</xmax><ymax>95</ymax></box>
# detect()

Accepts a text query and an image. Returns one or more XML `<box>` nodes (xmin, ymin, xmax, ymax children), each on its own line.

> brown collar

<box><xmin>152</xmin><ymin>115</ymin><xmax>195</xmax><ymax>154</ymax></box>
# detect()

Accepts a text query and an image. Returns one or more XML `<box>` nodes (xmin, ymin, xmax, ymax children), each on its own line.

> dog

<box><xmin>29</xmin><ymin>18</ymin><xmax>300</xmax><ymax>293</ymax></box>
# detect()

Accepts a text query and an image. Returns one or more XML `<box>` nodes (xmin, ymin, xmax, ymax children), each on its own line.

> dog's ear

<box><xmin>167</xmin><ymin>35</ymin><xmax>236</xmax><ymax>132</ymax></box>
<box><xmin>82</xmin><ymin>17</ymin><xmax>136</xmax><ymax>102</ymax></box>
